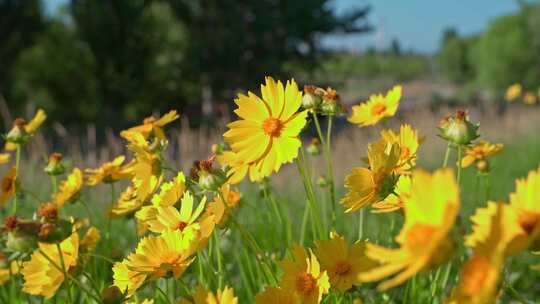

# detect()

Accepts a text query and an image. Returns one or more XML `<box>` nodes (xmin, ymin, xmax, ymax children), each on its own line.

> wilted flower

<box><xmin>44</xmin><ymin>153</ymin><xmax>65</xmax><ymax>176</ymax></box>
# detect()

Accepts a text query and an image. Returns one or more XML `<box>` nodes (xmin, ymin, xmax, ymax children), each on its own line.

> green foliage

<box><xmin>437</xmin><ymin>30</ymin><xmax>478</xmax><ymax>83</ymax></box>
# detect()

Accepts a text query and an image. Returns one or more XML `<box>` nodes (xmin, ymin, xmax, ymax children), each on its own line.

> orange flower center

<box><xmin>459</xmin><ymin>255</ymin><xmax>490</xmax><ymax>295</ymax></box>
<box><xmin>296</xmin><ymin>273</ymin><xmax>316</xmax><ymax>295</ymax></box>
<box><xmin>335</xmin><ymin>260</ymin><xmax>352</xmax><ymax>276</ymax></box>
<box><xmin>400</xmin><ymin>147</ymin><xmax>411</xmax><ymax>160</ymax></box>
<box><xmin>518</xmin><ymin>212</ymin><xmax>539</xmax><ymax>235</ymax></box>
<box><xmin>405</xmin><ymin>224</ymin><xmax>437</xmax><ymax>249</ymax></box>
<box><xmin>174</xmin><ymin>221</ymin><xmax>188</xmax><ymax>231</ymax></box>
<box><xmin>262</xmin><ymin>117</ymin><xmax>283</xmax><ymax>137</ymax></box>
<box><xmin>371</xmin><ymin>104</ymin><xmax>387</xmax><ymax>116</ymax></box>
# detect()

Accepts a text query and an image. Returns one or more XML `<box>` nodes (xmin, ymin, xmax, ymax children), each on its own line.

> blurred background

<box><xmin>2</xmin><ymin>0</ymin><xmax>539</xmax><ymax>131</ymax></box>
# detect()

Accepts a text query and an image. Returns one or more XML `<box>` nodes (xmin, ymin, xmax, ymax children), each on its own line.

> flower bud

<box><xmin>211</xmin><ymin>143</ymin><xmax>226</xmax><ymax>155</ymax></box>
<box><xmin>191</xmin><ymin>157</ymin><xmax>226</xmax><ymax>191</ymax></box>
<box><xmin>475</xmin><ymin>159</ymin><xmax>490</xmax><ymax>173</ymax></box>
<box><xmin>44</xmin><ymin>152</ymin><xmax>65</xmax><ymax>176</ymax></box>
<box><xmin>5</xmin><ymin>118</ymin><xmax>29</xmax><ymax>144</ymax></box>
<box><xmin>438</xmin><ymin>110</ymin><xmax>480</xmax><ymax>145</ymax></box>
<box><xmin>6</xmin><ymin>231</ymin><xmax>37</xmax><ymax>253</ymax></box>
<box><xmin>37</xmin><ymin>202</ymin><xmax>59</xmax><ymax>222</ymax></box>
<box><xmin>320</xmin><ymin>87</ymin><xmax>341</xmax><ymax>116</ymax></box>
<box><xmin>306</xmin><ymin>138</ymin><xmax>321</xmax><ymax>156</ymax></box>
<box><xmin>302</xmin><ymin>85</ymin><xmax>323</xmax><ymax>110</ymax></box>
<box><xmin>316</xmin><ymin>175</ymin><xmax>329</xmax><ymax>188</ymax></box>
<box><xmin>38</xmin><ymin>220</ymin><xmax>73</xmax><ymax>243</ymax></box>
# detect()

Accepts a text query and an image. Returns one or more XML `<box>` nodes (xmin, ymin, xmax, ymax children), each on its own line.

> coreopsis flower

<box><xmin>216</xmin><ymin>150</ymin><xmax>251</xmax><ymax>184</ymax></box>
<box><xmin>508</xmin><ymin>166</ymin><xmax>540</xmax><ymax>251</ymax></box>
<box><xmin>179</xmin><ymin>284</ymin><xmax>239</xmax><ymax>304</ymax></box>
<box><xmin>278</xmin><ymin>244</ymin><xmax>330</xmax><ymax>304</ymax></box>
<box><xmin>523</xmin><ymin>91</ymin><xmax>537</xmax><ymax>105</ymax></box>
<box><xmin>460</xmin><ymin>141</ymin><xmax>503</xmax><ymax>172</ymax></box>
<box><xmin>505</xmin><ymin>83</ymin><xmax>522</xmax><ymax>102</ymax></box>
<box><xmin>110</xmin><ymin>184</ymin><xmax>144</xmax><ymax>217</ymax></box>
<box><xmin>256</xmin><ymin>287</ymin><xmax>299</xmax><ymax>304</ymax></box>
<box><xmin>21</xmin><ymin>233</ymin><xmax>79</xmax><ymax>298</ymax></box>
<box><xmin>380</xmin><ymin>124</ymin><xmax>422</xmax><ymax>174</ymax></box>
<box><xmin>313</xmin><ymin>232</ymin><xmax>377</xmax><ymax>292</ymax></box>
<box><xmin>44</xmin><ymin>153</ymin><xmax>65</xmax><ymax>176</ymax></box>
<box><xmin>0</xmin><ymin>167</ymin><xmax>17</xmax><ymax>204</ymax></box>
<box><xmin>53</xmin><ymin>168</ymin><xmax>83</xmax><ymax>207</ymax></box>
<box><xmin>121</xmin><ymin>110</ymin><xmax>179</xmax><ymax>141</ymax></box>
<box><xmin>121</xmin><ymin>229</ymin><xmax>196</xmax><ymax>280</ymax></box>
<box><xmin>80</xmin><ymin>226</ymin><xmax>101</xmax><ymax>253</ymax></box>
<box><xmin>372</xmin><ymin>175</ymin><xmax>411</xmax><ymax>213</ymax></box>
<box><xmin>125</xmin><ymin>132</ymin><xmax>163</xmax><ymax>201</ymax></box>
<box><xmin>223</xmin><ymin>77</ymin><xmax>308</xmax><ymax>182</ymax></box>
<box><xmin>203</xmin><ymin>184</ymin><xmax>241</xmax><ymax>226</ymax></box>
<box><xmin>341</xmin><ymin>140</ymin><xmax>400</xmax><ymax>213</ymax></box>
<box><xmin>359</xmin><ymin>169</ymin><xmax>459</xmax><ymax>290</ymax></box>
<box><xmin>112</xmin><ymin>260</ymin><xmax>146</xmax><ymax>298</ymax></box>
<box><xmin>438</xmin><ymin>110</ymin><xmax>479</xmax><ymax>146</ymax></box>
<box><xmin>150</xmin><ymin>172</ymin><xmax>186</xmax><ymax>207</ymax></box>
<box><xmin>127</xmin><ymin>299</ymin><xmax>154</xmax><ymax>304</ymax></box>
<box><xmin>137</xmin><ymin>191</ymin><xmax>207</xmax><ymax>235</ymax></box>
<box><xmin>5</xmin><ymin>109</ymin><xmax>46</xmax><ymax>149</ymax></box>
<box><xmin>85</xmin><ymin>155</ymin><xmax>132</xmax><ymax>185</ymax></box>
<box><xmin>348</xmin><ymin>85</ymin><xmax>402</xmax><ymax>127</ymax></box>
<box><xmin>0</xmin><ymin>153</ymin><xmax>9</xmax><ymax>165</ymax></box>
<box><xmin>448</xmin><ymin>203</ymin><xmax>510</xmax><ymax>304</ymax></box>
<box><xmin>0</xmin><ymin>258</ymin><xmax>19</xmax><ymax>285</ymax></box>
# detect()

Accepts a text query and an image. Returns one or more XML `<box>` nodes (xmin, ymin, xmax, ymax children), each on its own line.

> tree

<box><xmin>438</xmin><ymin>30</ymin><xmax>478</xmax><ymax>84</ymax></box>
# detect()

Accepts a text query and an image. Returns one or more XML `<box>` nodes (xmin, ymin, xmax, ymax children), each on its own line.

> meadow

<box><xmin>1</xmin><ymin>79</ymin><xmax>540</xmax><ymax>304</ymax></box>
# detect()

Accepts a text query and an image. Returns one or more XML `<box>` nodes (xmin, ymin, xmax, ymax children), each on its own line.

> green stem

<box><xmin>484</xmin><ymin>174</ymin><xmax>491</xmax><ymax>202</ymax></box>
<box><xmin>155</xmin><ymin>282</ymin><xmax>172</xmax><ymax>304</ymax></box>
<box><xmin>213</xmin><ymin>232</ymin><xmax>224</xmax><ymax>289</ymax></box>
<box><xmin>11</xmin><ymin>144</ymin><xmax>21</xmax><ymax>215</ymax></box>
<box><xmin>358</xmin><ymin>209</ymin><xmax>364</xmax><ymax>240</ymax></box>
<box><xmin>107</xmin><ymin>183</ymin><xmax>115</xmax><ymax>252</ymax></box>
<box><xmin>442</xmin><ymin>142</ymin><xmax>451</xmax><ymax>168</ymax></box>
<box><xmin>51</xmin><ymin>176</ymin><xmax>58</xmax><ymax>193</ymax></box>
<box><xmin>456</xmin><ymin>145</ymin><xmax>462</xmax><ymax>185</ymax></box>
<box><xmin>295</xmin><ymin>150</ymin><xmax>324</xmax><ymax>239</ymax></box>
<box><xmin>55</xmin><ymin>243</ymin><xmax>73</xmax><ymax>303</ymax></box>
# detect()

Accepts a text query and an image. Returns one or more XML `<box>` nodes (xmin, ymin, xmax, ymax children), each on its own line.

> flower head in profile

<box><xmin>112</xmin><ymin>260</ymin><xmax>146</xmax><ymax>298</ymax></box>
<box><xmin>222</xmin><ymin>77</ymin><xmax>307</xmax><ymax>182</ymax></box>
<box><xmin>380</xmin><ymin>124</ymin><xmax>422</xmax><ymax>174</ymax></box>
<box><xmin>21</xmin><ymin>233</ymin><xmax>79</xmax><ymax>298</ymax></box>
<box><xmin>348</xmin><ymin>85</ymin><xmax>402</xmax><ymax>127</ymax></box>
<box><xmin>0</xmin><ymin>153</ymin><xmax>10</xmax><ymax>165</ymax></box>
<box><xmin>121</xmin><ymin>110</ymin><xmax>179</xmax><ymax>141</ymax></box>
<box><xmin>124</xmin><ymin>229</ymin><xmax>196</xmax><ymax>279</ymax></box>
<box><xmin>80</xmin><ymin>226</ymin><xmax>101</xmax><ymax>253</ymax></box>
<box><xmin>314</xmin><ymin>232</ymin><xmax>377</xmax><ymax>292</ymax></box>
<box><xmin>505</xmin><ymin>83</ymin><xmax>522</xmax><ymax>102</ymax></box>
<box><xmin>359</xmin><ymin>169</ymin><xmax>459</xmax><ymax>290</ymax></box>
<box><xmin>460</xmin><ymin>141</ymin><xmax>503</xmax><ymax>172</ymax></box>
<box><xmin>278</xmin><ymin>244</ymin><xmax>329</xmax><ymax>304</ymax></box>
<box><xmin>341</xmin><ymin>140</ymin><xmax>400</xmax><ymax>213</ymax></box>
<box><xmin>0</xmin><ymin>167</ymin><xmax>17</xmax><ymax>204</ymax></box>
<box><xmin>256</xmin><ymin>287</ymin><xmax>299</xmax><ymax>304</ymax></box>
<box><xmin>5</xmin><ymin>109</ymin><xmax>47</xmax><ymax>149</ymax></box>
<box><xmin>85</xmin><ymin>155</ymin><xmax>132</xmax><ymax>185</ymax></box>
<box><xmin>372</xmin><ymin>175</ymin><xmax>411</xmax><ymax>213</ymax></box>
<box><xmin>448</xmin><ymin>203</ymin><xmax>511</xmax><ymax>304</ymax></box>
<box><xmin>53</xmin><ymin>168</ymin><xmax>83</xmax><ymax>207</ymax></box>
<box><xmin>203</xmin><ymin>184</ymin><xmax>241</xmax><ymax>226</ymax></box>
<box><xmin>110</xmin><ymin>184</ymin><xmax>144</xmax><ymax>218</ymax></box>
<box><xmin>179</xmin><ymin>284</ymin><xmax>239</xmax><ymax>304</ymax></box>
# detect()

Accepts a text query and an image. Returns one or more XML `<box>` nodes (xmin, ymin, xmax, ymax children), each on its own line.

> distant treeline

<box><xmin>0</xmin><ymin>0</ymin><xmax>371</xmax><ymax>129</ymax></box>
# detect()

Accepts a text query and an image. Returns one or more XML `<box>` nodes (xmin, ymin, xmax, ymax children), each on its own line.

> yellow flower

<box><xmin>380</xmin><ymin>124</ymin><xmax>422</xmax><ymax>174</ymax></box>
<box><xmin>223</xmin><ymin>77</ymin><xmax>308</xmax><ymax>182</ymax></box>
<box><xmin>348</xmin><ymin>85</ymin><xmax>402</xmax><ymax>127</ymax></box>
<box><xmin>110</xmin><ymin>184</ymin><xmax>144</xmax><ymax>218</ymax></box>
<box><xmin>505</xmin><ymin>83</ymin><xmax>522</xmax><ymax>102</ymax></box>
<box><xmin>313</xmin><ymin>232</ymin><xmax>377</xmax><ymax>292</ymax></box>
<box><xmin>278</xmin><ymin>244</ymin><xmax>330</xmax><ymax>304</ymax></box>
<box><xmin>448</xmin><ymin>203</ymin><xmax>510</xmax><ymax>304</ymax></box>
<box><xmin>0</xmin><ymin>255</ymin><xmax>19</xmax><ymax>286</ymax></box>
<box><xmin>125</xmin><ymin>132</ymin><xmax>163</xmax><ymax>201</ymax></box>
<box><xmin>181</xmin><ymin>284</ymin><xmax>239</xmax><ymax>304</ymax></box>
<box><xmin>372</xmin><ymin>175</ymin><xmax>411</xmax><ymax>213</ymax></box>
<box><xmin>203</xmin><ymin>184</ymin><xmax>241</xmax><ymax>226</ymax></box>
<box><xmin>523</xmin><ymin>91</ymin><xmax>537</xmax><ymax>105</ymax></box>
<box><xmin>124</xmin><ymin>229</ymin><xmax>196</xmax><ymax>279</ymax></box>
<box><xmin>341</xmin><ymin>140</ymin><xmax>400</xmax><ymax>213</ymax></box>
<box><xmin>80</xmin><ymin>227</ymin><xmax>101</xmax><ymax>253</ymax></box>
<box><xmin>0</xmin><ymin>153</ymin><xmax>9</xmax><ymax>165</ymax></box>
<box><xmin>21</xmin><ymin>233</ymin><xmax>79</xmax><ymax>299</ymax></box>
<box><xmin>85</xmin><ymin>155</ymin><xmax>132</xmax><ymax>185</ymax></box>
<box><xmin>137</xmin><ymin>191</ymin><xmax>207</xmax><ymax>235</ymax></box>
<box><xmin>121</xmin><ymin>110</ymin><xmax>179</xmax><ymax>141</ymax></box>
<box><xmin>460</xmin><ymin>141</ymin><xmax>503</xmax><ymax>171</ymax></box>
<box><xmin>216</xmin><ymin>150</ymin><xmax>251</xmax><ymax>184</ymax></box>
<box><xmin>256</xmin><ymin>287</ymin><xmax>299</xmax><ymax>304</ymax></box>
<box><xmin>359</xmin><ymin>169</ymin><xmax>459</xmax><ymax>290</ymax></box>
<box><xmin>0</xmin><ymin>167</ymin><xmax>17</xmax><ymax>204</ymax></box>
<box><xmin>53</xmin><ymin>168</ymin><xmax>83</xmax><ymax>207</ymax></box>
<box><xmin>112</xmin><ymin>260</ymin><xmax>146</xmax><ymax>298</ymax></box>
<box><xmin>150</xmin><ymin>172</ymin><xmax>186</xmax><ymax>207</ymax></box>
<box><xmin>127</xmin><ymin>299</ymin><xmax>154</xmax><ymax>304</ymax></box>
<box><xmin>5</xmin><ymin>109</ymin><xmax>47</xmax><ymax>150</ymax></box>
<box><xmin>508</xmin><ymin>166</ymin><xmax>540</xmax><ymax>251</ymax></box>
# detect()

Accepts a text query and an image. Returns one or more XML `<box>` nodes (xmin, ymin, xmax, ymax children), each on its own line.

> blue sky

<box><xmin>326</xmin><ymin>0</ymin><xmax>520</xmax><ymax>53</ymax></box>
<box><xmin>45</xmin><ymin>0</ymin><xmax>521</xmax><ymax>54</ymax></box>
